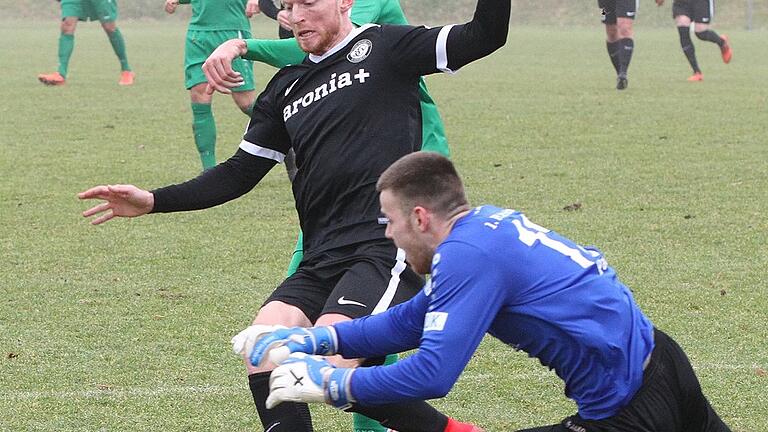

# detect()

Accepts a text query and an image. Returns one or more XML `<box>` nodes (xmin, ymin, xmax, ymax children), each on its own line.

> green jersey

<box><xmin>178</xmin><ymin>0</ymin><xmax>250</xmax><ymax>31</ymax></box>
<box><xmin>350</xmin><ymin>0</ymin><xmax>408</xmax><ymax>25</ymax></box>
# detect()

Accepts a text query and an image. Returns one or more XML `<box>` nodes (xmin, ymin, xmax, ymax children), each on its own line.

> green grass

<box><xmin>1</xmin><ymin>20</ymin><xmax>766</xmax><ymax>431</ymax></box>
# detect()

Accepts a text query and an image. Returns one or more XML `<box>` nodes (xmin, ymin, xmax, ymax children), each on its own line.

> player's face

<box><xmin>282</xmin><ymin>0</ymin><xmax>353</xmax><ymax>55</ymax></box>
<box><xmin>380</xmin><ymin>190</ymin><xmax>433</xmax><ymax>274</ymax></box>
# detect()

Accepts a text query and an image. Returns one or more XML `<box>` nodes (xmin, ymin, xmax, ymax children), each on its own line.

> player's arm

<box><xmin>387</xmin><ymin>0</ymin><xmax>510</xmax><ymax>76</ymax></box>
<box><xmin>347</xmin><ymin>242</ymin><xmax>505</xmax><ymax>405</ymax></box>
<box><xmin>152</xmin><ymin>90</ymin><xmax>288</xmax><ymax>212</ymax></box>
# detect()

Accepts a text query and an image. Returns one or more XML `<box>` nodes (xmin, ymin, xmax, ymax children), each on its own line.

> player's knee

<box><xmin>60</xmin><ymin>18</ymin><xmax>77</xmax><ymax>33</ymax></box>
<box><xmin>101</xmin><ymin>21</ymin><xmax>117</xmax><ymax>33</ymax></box>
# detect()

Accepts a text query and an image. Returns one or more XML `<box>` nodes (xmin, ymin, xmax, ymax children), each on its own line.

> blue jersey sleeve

<box><xmin>345</xmin><ymin>241</ymin><xmax>506</xmax><ymax>404</ymax></box>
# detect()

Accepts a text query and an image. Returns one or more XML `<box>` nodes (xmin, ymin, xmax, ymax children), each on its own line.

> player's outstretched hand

<box><xmin>78</xmin><ymin>184</ymin><xmax>154</xmax><ymax>225</ymax></box>
<box><xmin>231</xmin><ymin>324</ymin><xmax>288</xmax><ymax>364</ymax></box>
<box><xmin>202</xmin><ymin>39</ymin><xmax>247</xmax><ymax>95</ymax></box>
<box><xmin>267</xmin><ymin>353</ymin><xmax>354</xmax><ymax>409</ymax></box>
<box><xmin>249</xmin><ymin>326</ymin><xmax>338</xmax><ymax>367</ymax></box>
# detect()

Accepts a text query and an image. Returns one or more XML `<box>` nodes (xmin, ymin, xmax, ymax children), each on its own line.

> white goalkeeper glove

<box><xmin>266</xmin><ymin>353</ymin><xmax>355</xmax><ymax>410</ymax></box>
<box><xmin>249</xmin><ymin>326</ymin><xmax>338</xmax><ymax>367</ymax></box>
<box><xmin>231</xmin><ymin>324</ymin><xmax>287</xmax><ymax>364</ymax></box>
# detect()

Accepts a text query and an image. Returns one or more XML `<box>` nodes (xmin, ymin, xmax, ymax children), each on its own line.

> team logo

<box><xmin>347</xmin><ymin>39</ymin><xmax>372</xmax><ymax>63</ymax></box>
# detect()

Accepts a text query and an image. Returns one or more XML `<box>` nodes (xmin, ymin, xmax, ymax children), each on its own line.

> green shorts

<box><xmin>61</xmin><ymin>0</ymin><xmax>118</xmax><ymax>22</ymax></box>
<box><xmin>185</xmin><ymin>29</ymin><xmax>255</xmax><ymax>91</ymax></box>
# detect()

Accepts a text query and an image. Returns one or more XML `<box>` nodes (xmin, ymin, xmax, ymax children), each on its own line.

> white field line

<box><xmin>1</xmin><ymin>385</ymin><xmax>242</xmax><ymax>402</ymax></box>
<box><xmin>2</xmin><ymin>363</ymin><xmax>763</xmax><ymax>402</ymax></box>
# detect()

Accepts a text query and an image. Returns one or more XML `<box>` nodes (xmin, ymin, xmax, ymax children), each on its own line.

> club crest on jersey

<box><xmin>347</xmin><ymin>39</ymin><xmax>372</xmax><ymax>63</ymax></box>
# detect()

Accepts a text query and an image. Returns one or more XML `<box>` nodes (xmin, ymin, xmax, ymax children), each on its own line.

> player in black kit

<box><xmin>78</xmin><ymin>0</ymin><xmax>509</xmax><ymax>431</ymax></box>
<box><xmin>656</xmin><ymin>0</ymin><xmax>732</xmax><ymax>81</ymax></box>
<box><xmin>598</xmin><ymin>0</ymin><xmax>637</xmax><ymax>90</ymax></box>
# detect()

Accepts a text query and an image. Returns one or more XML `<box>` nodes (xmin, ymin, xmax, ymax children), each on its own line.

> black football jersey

<box><xmin>240</xmin><ymin>23</ymin><xmax>459</xmax><ymax>256</ymax></box>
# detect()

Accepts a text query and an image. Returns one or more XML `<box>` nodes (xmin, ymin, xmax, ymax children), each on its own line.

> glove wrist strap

<box><xmin>324</xmin><ymin>367</ymin><xmax>354</xmax><ymax>410</ymax></box>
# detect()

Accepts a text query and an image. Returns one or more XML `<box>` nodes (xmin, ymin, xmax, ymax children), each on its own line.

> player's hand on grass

<box><xmin>78</xmin><ymin>185</ymin><xmax>154</xmax><ymax>225</ymax></box>
<box><xmin>245</xmin><ymin>0</ymin><xmax>261</xmax><ymax>18</ymax></box>
<box><xmin>202</xmin><ymin>39</ymin><xmax>247</xmax><ymax>95</ymax></box>
<box><xmin>231</xmin><ymin>324</ymin><xmax>288</xmax><ymax>365</ymax></box>
<box><xmin>250</xmin><ymin>326</ymin><xmax>338</xmax><ymax>367</ymax></box>
<box><xmin>267</xmin><ymin>353</ymin><xmax>354</xmax><ymax>409</ymax></box>
<box><xmin>164</xmin><ymin>0</ymin><xmax>179</xmax><ymax>14</ymax></box>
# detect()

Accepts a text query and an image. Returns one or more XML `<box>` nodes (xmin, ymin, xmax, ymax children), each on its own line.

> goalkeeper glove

<box><xmin>250</xmin><ymin>326</ymin><xmax>338</xmax><ymax>367</ymax></box>
<box><xmin>266</xmin><ymin>353</ymin><xmax>354</xmax><ymax>410</ymax></box>
<box><xmin>231</xmin><ymin>324</ymin><xmax>287</xmax><ymax>360</ymax></box>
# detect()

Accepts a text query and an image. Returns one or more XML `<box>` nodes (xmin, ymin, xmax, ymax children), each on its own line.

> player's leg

<box><xmin>674</xmin><ymin>11</ymin><xmax>703</xmax><ymax>80</ymax></box>
<box><xmin>247</xmin><ymin>262</ymin><xmax>344</xmax><ymax>432</ymax></box>
<box><xmin>692</xmin><ymin>0</ymin><xmax>731</xmax><ymax>64</ymax></box>
<box><xmin>185</xmin><ymin>31</ymin><xmax>218</xmax><ymax>170</ymax></box>
<box><xmin>189</xmin><ymin>83</ymin><xmax>217</xmax><ymax>170</ymax></box>
<box><xmin>614</xmin><ymin>15</ymin><xmax>635</xmax><ymax>90</ymax></box>
<box><xmin>318</xmin><ymin>244</ymin><xmax>479</xmax><ymax>432</ymax></box>
<box><xmin>39</xmin><ymin>6</ymin><xmax>79</xmax><ymax>85</ymax></box>
<box><xmin>599</xmin><ymin>0</ymin><xmax>622</xmax><ymax>76</ymax></box>
<box><xmin>248</xmin><ymin>300</ymin><xmax>316</xmax><ymax>432</ymax></box>
<box><xmin>93</xmin><ymin>0</ymin><xmax>132</xmax><ymax>84</ymax></box>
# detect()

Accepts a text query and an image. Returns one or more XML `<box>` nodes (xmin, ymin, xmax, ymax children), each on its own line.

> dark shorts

<box><xmin>518</xmin><ymin>329</ymin><xmax>730</xmax><ymax>432</ymax></box>
<box><xmin>598</xmin><ymin>0</ymin><xmax>637</xmax><ymax>24</ymax></box>
<box><xmin>673</xmin><ymin>0</ymin><xmax>714</xmax><ymax>23</ymax></box>
<box><xmin>264</xmin><ymin>240</ymin><xmax>424</xmax><ymax>323</ymax></box>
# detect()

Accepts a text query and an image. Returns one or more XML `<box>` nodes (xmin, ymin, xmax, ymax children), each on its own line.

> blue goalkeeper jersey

<box><xmin>333</xmin><ymin>205</ymin><xmax>655</xmax><ymax>420</ymax></box>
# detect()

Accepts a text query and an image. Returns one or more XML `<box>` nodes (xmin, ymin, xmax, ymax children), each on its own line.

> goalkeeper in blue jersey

<box><xmin>236</xmin><ymin>153</ymin><xmax>731</xmax><ymax>431</ymax></box>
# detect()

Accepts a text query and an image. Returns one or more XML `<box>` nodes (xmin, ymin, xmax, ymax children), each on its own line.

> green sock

<box><xmin>286</xmin><ymin>231</ymin><xmax>304</xmax><ymax>277</ymax></box>
<box><xmin>191</xmin><ymin>103</ymin><xmax>216</xmax><ymax>170</ymax></box>
<box><xmin>58</xmin><ymin>33</ymin><xmax>75</xmax><ymax>78</ymax></box>
<box><xmin>353</xmin><ymin>354</ymin><xmax>399</xmax><ymax>432</ymax></box>
<box><xmin>107</xmin><ymin>28</ymin><xmax>131</xmax><ymax>71</ymax></box>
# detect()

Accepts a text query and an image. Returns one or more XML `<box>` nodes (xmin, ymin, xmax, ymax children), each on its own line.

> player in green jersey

<box><xmin>201</xmin><ymin>2</ymin><xmax>451</xmax><ymax>431</ymax></box>
<box><xmin>38</xmin><ymin>0</ymin><xmax>133</xmax><ymax>86</ymax></box>
<box><xmin>165</xmin><ymin>0</ymin><xmax>258</xmax><ymax>170</ymax></box>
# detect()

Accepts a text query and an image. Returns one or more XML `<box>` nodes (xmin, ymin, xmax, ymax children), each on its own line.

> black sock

<box><xmin>695</xmin><ymin>30</ymin><xmax>724</xmax><ymax>47</ymax></box>
<box><xmin>606</xmin><ymin>41</ymin><xmax>621</xmax><ymax>74</ymax></box>
<box><xmin>349</xmin><ymin>401</ymin><xmax>449</xmax><ymax>432</ymax></box>
<box><xmin>678</xmin><ymin>26</ymin><xmax>701</xmax><ymax>73</ymax></box>
<box><xmin>248</xmin><ymin>372</ymin><xmax>314</xmax><ymax>432</ymax></box>
<box><xmin>616</xmin><ymin>38</ymin><xmax>634</xmax><ymax>77</ymax></box>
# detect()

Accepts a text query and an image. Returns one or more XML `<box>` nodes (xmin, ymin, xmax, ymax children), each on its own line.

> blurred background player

<box><xmin>38</xmin><ymin>0</ymin><xmax>134</xmax><ymax>86</ymax></box>
<box><xmin>656</xmin><ymin>0</ymin><xmax>732</xmax><ymax>81</ymax></box>
<box><xmin>598</xmin><ymin>0</ymin><xmax>636</xmax><ymax>90</ymax></box>
<box><xmin>164</xmin><ymin>0</ymin><xmax>258</xmax><ymax>170</ymax></box>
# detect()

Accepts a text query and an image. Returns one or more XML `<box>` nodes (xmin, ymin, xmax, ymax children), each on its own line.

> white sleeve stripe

<box><xmin>435</xmin><ymin>25</ymin><xmax>456</xmax><ymax>74</ymax></box>
<box><xmin>239</xmin><ymin>140</ymin><xmax>285</xmax><ymax>163</ymax></box>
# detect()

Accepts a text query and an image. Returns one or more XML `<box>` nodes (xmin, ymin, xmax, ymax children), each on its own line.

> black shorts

<box><xmin>264</xmin><ymin>239</ymin><xmax>424</xmax><ymax>323</ymax></box>
<box><xmin>598</xmin><ymin>0</ymin><xmax>638</xmax><ymax>24</ymax></box>
<box><xmin>673</xmin><ymin>0</ymin><xmax>714</xmax><ymax>23</ymax></box>
<box><xmin>518</xmin><ymin>329</ymin><xmax>731</xmax><ymax>432</ymax></box>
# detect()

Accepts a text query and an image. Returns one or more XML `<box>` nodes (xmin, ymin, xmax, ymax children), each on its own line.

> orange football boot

<box><xmin>119</xmin><ymin>71</ymin><xmax>135</xmax><ymax>86</ymax></box>
<box><xmin>38</xmin><ymin>72</ymin><xmax>66</xmax><ymax>86</ymax></box>
<box><xmin>687</xmin><ymin>72</ymin><xmax>704</xmax><ymax>82</ymax></box>
<box><xmin>720</xmin><ymin>35</ymin><xmax>732</xmax><ymax>64</ymax></box>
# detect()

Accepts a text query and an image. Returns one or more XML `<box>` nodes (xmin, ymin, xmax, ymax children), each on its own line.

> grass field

<box><xmin>1</xmin><ymin>19</ymin><xmax>767</xmax><ymax>431</ymax></box>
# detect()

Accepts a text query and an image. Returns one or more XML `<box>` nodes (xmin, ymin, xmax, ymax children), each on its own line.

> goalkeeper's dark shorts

<box><xmin>263</xmin><ymin>239</ymin><xmax>424</xmax><ymax>324</ymax></box>
<box><xmin>518</xmin><ymin>329</ymin><xmax>731</xmax><ymax>432</ymax></box>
